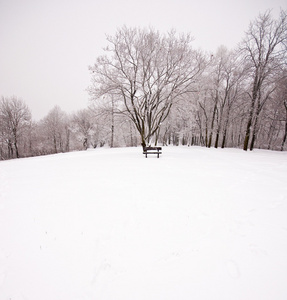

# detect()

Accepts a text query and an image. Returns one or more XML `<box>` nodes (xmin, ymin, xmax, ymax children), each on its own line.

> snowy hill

<box><xmin>0</xmin><ymin>146</ymin><xmax>287</xmax><ymax>300</ymax></box>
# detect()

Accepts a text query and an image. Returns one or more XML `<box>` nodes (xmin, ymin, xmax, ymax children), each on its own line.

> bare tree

<box><xmin>41</xmin><ymin>106</ymin><xmax>69</xmax><ymax>154</ymax></box>
<box><xmin>208</xmin><ymin>47</ymin><xmax>246</xmax><ymax>148</ymax></box>
<box><xmin>0</xmin><ymin>96</ymin><xmax>31</xmax><ymax>158</ymax></box>
<box><xmin>88</xmin><ymin>95</ymin><xmax>124</xmax><ymax>148</ymax></box>
<box><xmin>88</xmin><ymin>26</ymin><xmax>206</xmax><ymax>148</ymax></box>
<box><xmin>240</xmin><ymin>10</ymin><xmax>287</xmax><ymax>151</ymax></box>
<box><xmin>268</xmin><ymin>71</ymin><xmax>287</xmax><ymax>151</ymax></box>
<box><xmin>72</xmin><ymin>109</ymin><xmax>95</xmax><ymax>150</ymax></box>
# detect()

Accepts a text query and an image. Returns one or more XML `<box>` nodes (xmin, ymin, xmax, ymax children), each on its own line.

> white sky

<box><xmin>0</xmin><ymin>0</ymin><xmax>286</xmax><ymax>120</ymax></box>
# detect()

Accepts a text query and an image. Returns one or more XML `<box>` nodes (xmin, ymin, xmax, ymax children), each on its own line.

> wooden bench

<box><xmin>143</xmin><ymin>146</ymin><xmax>162</xmax><ymax>158</ymax></box>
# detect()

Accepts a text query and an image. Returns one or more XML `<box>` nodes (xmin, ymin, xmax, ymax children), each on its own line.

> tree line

<box><xmin>0</xmin><ymin>99</ymin><xmax>114</xmax><ymax>160</ymax></box>
<box><xmin>1</xmin><ymin>10</ymin><xmax>287</xmax><ymax>160</ymax></box>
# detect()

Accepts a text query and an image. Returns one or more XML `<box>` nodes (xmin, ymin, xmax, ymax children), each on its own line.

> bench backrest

<box><xmin>143</xmin><ymin>146</ymin><xmax>162</xmax><ymax>151</ymax></box>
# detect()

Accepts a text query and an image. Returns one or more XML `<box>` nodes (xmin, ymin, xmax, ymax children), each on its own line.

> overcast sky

<box><xmin>1</xmin><ymin>0</ymin><xmax>286</xmax><ymax>120</ymax></box>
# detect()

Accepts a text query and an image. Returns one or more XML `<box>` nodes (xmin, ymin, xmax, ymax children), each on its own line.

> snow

<box><xmin>0</xmin><ymin>146</ymin><xmax>287</xmax><ymax>300</ymax></box>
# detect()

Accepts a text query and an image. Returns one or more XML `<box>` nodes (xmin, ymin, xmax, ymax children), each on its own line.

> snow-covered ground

<box><xmin>0</xmin><ymin>146</ymin><xmax>287</xmax><ymax>300</ymax></box>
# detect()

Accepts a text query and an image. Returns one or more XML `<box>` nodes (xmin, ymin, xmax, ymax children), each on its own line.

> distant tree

<box><xmin>88</xmin><ymin>95</ymin><xmax>122</xmax><ymax>148</ymax></box>
<box><xmin>41</xmin><ymin>106</ymin><xmax>69</xmax><ymax>154</ymax></box>
<box><xmin>267</xmin><ymin>71</ymin><xmax>287</xmax><ymax>151</ymax></box>
<box><xmin>240</xmin><ymin>10</ymin><xmax>287</xmax><ymax>151</ymax></box>
<box><xmin>88</xmin><ymin>26</ymin><xmax>206</xmax><ymax>148</ymax></box>
<box><xmin>0</xmin><ymin>96</ymin><xmax>31</xmax><ymax>158</ymax></box>
<box><xmin>72</xmin><ymin>109</ymin><xmax>95</xmax><ymax>150</ymax></box>
<box><xmin>207</xmin><ymin>47</ymin><xmax>246</xmax><ymax>149</ymax></box>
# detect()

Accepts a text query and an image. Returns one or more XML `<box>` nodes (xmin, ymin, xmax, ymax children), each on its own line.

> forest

<box><xmin>1</xmin><ymin>10</ymin><xmax>287</xmax><ymax>160</ymax></box>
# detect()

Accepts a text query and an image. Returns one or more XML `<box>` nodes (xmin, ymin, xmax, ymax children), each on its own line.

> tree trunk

<box><xmin>13</xmin><ymin>130</ymin><xmax>20</xmax><ymax>158</ymax></box>
<box><xmin>110</xmin><ymin>97</ymin><xmax>115</xmax><ymax>148</ymax></box>
<box><xmin>249</xmin><ymin>114</ymin><xmax>259</xmax><ymax>151</ymax></box>
<box><xmin>249</xmin><ymin>128</ymin><xmax>256</xmax><ymax>151</ymax></box>
<box><xmin>53</xmin><ymin>135</ymin><xmax>57</xmax><ymax>153</ymax></box>
<box><xmin>208</xmin><ymin>101</ymin><xmax>217</xmax><ymax>148</ymax></box>
<box><xmin>280</xmin><ymin>121</ymin><xmax>287</xmax><ymax>151</ymax></box>
<box><xmin>65</xmin><ymin>128</ymin><xmax>70</xmax><ymax>152</ymax></box>
<box><xmin>141</xmin><ymin>135</ymin><xmax>146</xmax><ymax>149</ymax></box>
<box><xmin>221</xmin><ymin>132</ymin><xmax>226</xmax><ymax>148</ymax></box>
<box><xmin>243</xmin><ymin>111</ymin><xmax>252</xmax><ymax>151</ymax></box>
<box><xmin>214</xmin><ymin>132</ymin><xmax>219</xmax><ymax>148</ymax></box>
<box><xmin>7</xmin><ymin>140</ymin><xmax>13</xmax><ymax>158</ymax></box>
<box><xmin>221</xmin><ymin>107</ymin><xmax>231</xmax><ymax>148</ymax></box>
<box><xmin>111</xmin><ymin>124</ymin><xmax>114</xmax><ymax>148</ymax></box>
<box><xmin>243</xmin><ymin>99</ymin><xmax>255</xmax><ymax>151</ymax></box>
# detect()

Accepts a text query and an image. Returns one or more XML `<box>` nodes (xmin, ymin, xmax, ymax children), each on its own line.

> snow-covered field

<box><xmin>0</xmin><ymin>146</ymin><xmax>287</xmax><ymax>300</ymax></box>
